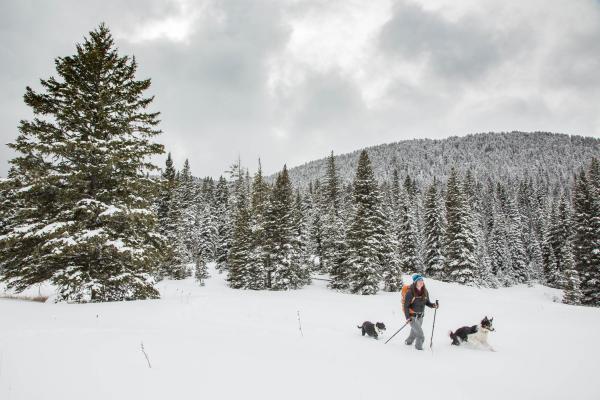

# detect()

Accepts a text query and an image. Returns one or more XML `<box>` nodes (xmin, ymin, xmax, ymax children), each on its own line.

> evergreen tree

<box><xmin>505</xmin><ymin>195</ymin><xmax>529</xmax><ymax>284</ymax></box>
<box><xmin>488</xmin><ymin>205</ymin><xmax>512</xmax><ymax>286</ymax></box>
<box><xmin>214</xmin><ymin>176</ymin><xmax>230</xmax><ymax>272</ymax></box>
<box><xmin>308</xmin><ymin>179</ymin><xmax>324</xmax><ymax>268</ymax></box>
<box><xmin>563</xmin><ymin>265</ymin><xmax>583</xmax><ymax>305</ymax></box>
<box><xmin>0</xmin><ymin>24</ymin><xmax>164</xmax><ymax>302</ymax></box>
<box><xmin>157</xmin><ymin>153</ymin><xmax>176</xmax><ymax>233</ymax></box>
<box><xmin>246</xmin><ymin>160</ymin><xmax>270</xmax><ymax>290</ymax></box>
<box><xmin>380</xmin><ymin>177</ymin><xmax>402</xmax><ymax>292</ymax></box>
<box><xmin>544</xmin><ymin>195</ymin><xmax>572</xmax><ymax>286</ymax></box>
<box><xmin>423</xmin><ymin>180</ymin><xmax>445</xmax><ymax>280</ymax></box>
<box><xmin>196</xmin><ymin>200</ymin><xmax>217</xmax><ymax>262</ymax></box>
<box><xmin>444</xmin><ymin>168</ymin><xmax>477</xmax><ymax>285</ymax></box>
<box><xmin>320</xmin><ymin>151</ymin><xmax>343</xmax><ymax>274</ymax></box>
<box><xmin>195</xmin><ymin>253</ymin><xmax>209</xmax><ymax>286</ymax></box>
<box><xmin>293</xmin><ymin>190</ymin><xmax>312</xmax><ymax>285</ymax></box>
<box><xmin>226</xmin><ymin>173</ymin><xmax>252</xmax><ymax>289</ymax></box>
<box><xmin>397</xmin><ymin>188</ymin><xmax>419</xmax><ymax>273</ymax></box>
<box><xmin>341</xmin><ymin>151</ymin><xmax>383</xmax><ymax>295</ymax></box>
<box><xmin>572</xmin><ymin>161</ymin><xmax>600</xmax><ymax>305</ymax></box>
<box><xmin>265</xmin><ymin>165</ymin><xmax>306</xmax><ymax>290</ymax></box>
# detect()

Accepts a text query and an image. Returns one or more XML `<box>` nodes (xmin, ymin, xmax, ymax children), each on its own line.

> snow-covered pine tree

<box><xmin>0</xmin><ymin>24</ymin><xmax>165</xmax><ymax>301</ymax></box>
<box><xmin>293</xmin><ymin>190</ymin><xmax>312</xmax><ymax>286</ymax></box>
<box><xmin>423</xmin><ymin>179</ymin><xmax>445</xmax><ymax>280</ymax></box>
<box><xmin>195</xmin><ymin>253</ymin><xmax>209</xmax><ymax>286</ymax></box>
<box><xmin>320</xmin><ymin>151</ymin><xmax>344</xmax><ymax>274</ymax></box>
<box><xmin>308</xmin><ymin>179</ymin><xmax>324</xmax><ymax>268</ymax></box>
<box><xmin>542</xmin><ymin>201</ymin><xmax>560</xmax><ymax>286</ymax></box>
<box><xmin>0</xmin><ymin>170</ymin><xmax>20</xmax><ymax>275</ymax></box>
<box><xmin>161</xmin><ymin>160</ymin><xmax>195</xmax><ymax>280</ymax></box>
<box><xmin>380</xmin><ymin>177</ymin><xmax>402</xmax><ymax>292</ymax></box>
<box><xmin>572</xmin><ymin>162</ymin><xmax>600</xmax><ymax>305</ymax></box>
<box><xmin>488</xmin><ymin>203</ymin><xmax>512</xmax><ymax>286</ymax></box>
<box><xmin>265</xmin><ymin>165</ymin><xmax>306</xmax><ymax>290</ymax></box>
<box><xmin>463</xmin><ymin>169</ymin><xmax>492</xmax><ymax>286</ymax></box>
<box><xmin>214</xmin><ymin>176</ymin><xmax>230</xmax><ymax>272</ymax></box>
<box><xmin>444</xmin><ymin>168</ymin><xmax>477</xmax><ymax>285</ymax></box>
<box><xmin>245</xmin><ymin>160</ymin><xmax>270</xmax><ymax>290</ymax></box>
<box><xmin>196</xmin><ymin>200</ymin><xmax>217</xmax><ymax>263</ymax></box>
<box><xmin>226</xmin><ymin>173</ymin><xmax>252</xmax><ymax>289</ymax></box>
<box><xmin>505</xmin><ymin>195</ymin><xmax>529</xmax><ymax>284</ymax></box>
<box><xmin>542</xmin><ymin>194</ymin><xmax>572</xmax><ymax>287</ymax></box>
<box><xmin>179</xmin><ymin>160</ymin><xmax>199</xmax><ymax>260</ymax></box>
<box><xmin>342</xmin><ymin>150</ymin><xmax>383</xmax><ymax>295</ymax></box>
<box><xmin>397</xmin><ymin>185</ymin><xmax>419</xmax><ymax>274</ymax></box>
<box><xmin>588</xmin><ymin>158</ymin><xmax>600</xmax><ymax>305</ymax></box>
<box><xmin>563</xmin><ymin>264</ymin><xmax>583</xmax><ymax>305</ymax></box>
<box><xmin>157</xmin><ymin>152</ymin><xmax>176</xmax><ymax>226</ymax></box>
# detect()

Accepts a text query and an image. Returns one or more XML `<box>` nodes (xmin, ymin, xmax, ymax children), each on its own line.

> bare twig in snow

<box><xmin>297</xmin><ymin>310</ymin><xmax>304</xmax><ymax>337</ymax></box>
<box><xmin>141</xmin><ymin>341</ymin><xmax>152</xmax><ymax>368</ymax></box>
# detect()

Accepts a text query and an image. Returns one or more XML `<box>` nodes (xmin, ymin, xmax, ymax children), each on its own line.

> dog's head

<box><xmin>481</xmin><ymin>316</ymin><xmax>495</xmax><ymax>332</ymax></box>
<box><xmin>375</xmin><ymin>322</ymin><xmax>386</xmax><ymax>332</ymax></box>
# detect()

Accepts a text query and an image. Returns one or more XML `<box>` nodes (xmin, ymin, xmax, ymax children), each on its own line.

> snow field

<box><xmin>1</xmin><ymin>264</ymin><xmax>599</xmax><ymax>400</ymax></box>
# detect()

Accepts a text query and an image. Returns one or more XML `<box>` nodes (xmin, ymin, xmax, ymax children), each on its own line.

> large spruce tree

<box><xmin>227</xmin><ymin>173</ymin><xmax>252</xmax><ymax>289</ymax></box>
<box><xmin>214</xmin><ymin>176</ymin><xmax>231</xmax><ymax>272</ymax></box>
<box><xmin>444</xmin><ymin>168</ymin><xmax>477</xmax><ymax>285</ymax></box>
<box><xmin>320</xmin><ymin>151</ymin><xmax>344</xmax><ymax>274</ymax></box>
<box><xmin>572</xmin><ymin>160</ymin><xmax>600</xmax><ymax>305</ymax></box>
<box><xmin>265</xmin><ymin>165</ymin><xmax>307</xmax><ymax>290</ymax></box>
<box><xmin>423</xmin><ymin>180</ymin><xmax>445</xmax><ymax>280</ymax></box>
<box><xmin>341</xmin><ymin>150</ymin><xmax>384</xmax><ymax>295</ymax></box>
<box><xmin>0</xmin><ymin>24</ymin><xmax>164</xmax><ymax>302</ymax></box>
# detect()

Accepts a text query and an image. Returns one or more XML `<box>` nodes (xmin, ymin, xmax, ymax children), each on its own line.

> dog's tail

<box><xmin>357</xmin><ymin>325</ymin><xmax>362</xmax><ymax>329</ymax></box>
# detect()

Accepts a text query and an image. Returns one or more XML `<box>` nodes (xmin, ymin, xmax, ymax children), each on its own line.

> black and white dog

<box><xmin>449</xmin><ymin>316</ymin><xmax>495</xmax><ymax>351</ymax></box>
<box><xmin>357</xmin><ymin>321</ymin><xmax>386</xmax><ymax>339</ymax></box>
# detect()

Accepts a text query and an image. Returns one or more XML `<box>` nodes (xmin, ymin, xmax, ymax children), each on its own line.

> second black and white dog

<box><xmin>449</xmin><ymin>316</ymin><xmax>495</xmax><ymax>351</ymax></box>
<box><xmin>357</xmin><ymin>321</ymin><xmax>386</xmax><ymax>339</ymax></box>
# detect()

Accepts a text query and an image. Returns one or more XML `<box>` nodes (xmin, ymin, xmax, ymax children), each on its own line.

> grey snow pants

<box><xmin>405</xmin><ymin>315</ymin><xmax>425</xmax><ymax>350</ymax></box>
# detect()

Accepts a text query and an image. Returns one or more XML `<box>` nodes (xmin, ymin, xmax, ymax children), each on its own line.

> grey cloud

<box><xmin>0</xmin><ymin>0</ymin><xmax>291</xmax><ymax>177</ymax></box>
<box><xmin>379</xmin><ymin>1</ymin><xmax>516</xmax><ymax>82</ymax></box>
<box><xmin>1</xmin><ymin>0</ymin><xmax>599</xmax><ymax>179</ymax></box>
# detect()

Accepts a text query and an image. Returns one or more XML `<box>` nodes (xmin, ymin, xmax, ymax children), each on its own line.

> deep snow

<box><xmin>1</xmin><ymin>265</ymin><xmax>599</xmax><ymax>400</ymax></box>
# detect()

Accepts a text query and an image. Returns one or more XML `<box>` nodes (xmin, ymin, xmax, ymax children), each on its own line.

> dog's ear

<box><xmin>490</xmin><ymin>317</ymin><xmax>493</xmax><ymax>322</ymax></box>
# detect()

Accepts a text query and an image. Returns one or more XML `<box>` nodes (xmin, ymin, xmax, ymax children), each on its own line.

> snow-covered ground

<box><xmin>1</xmin><ymin>265</ymin><xmax>599</xmax><ymax>400</ymax></box>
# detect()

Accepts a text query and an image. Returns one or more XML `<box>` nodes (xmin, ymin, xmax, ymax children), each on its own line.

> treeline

<box><xmin>157</xmin><ymin>149</ymin><xmax>600</xmax><ymax>306</ymax></box>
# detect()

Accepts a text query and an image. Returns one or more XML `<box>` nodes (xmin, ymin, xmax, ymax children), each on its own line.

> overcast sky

<box><xmin>1</xmin><ymin>0</ymin><xmax>600</xmax><ymax>177</ymax></box>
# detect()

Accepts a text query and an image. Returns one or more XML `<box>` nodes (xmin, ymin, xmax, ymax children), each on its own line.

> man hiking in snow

<box><xmin>404</xmin><ymin>274</ymin><xmax>438</xmax><ymax>350</ymax></box>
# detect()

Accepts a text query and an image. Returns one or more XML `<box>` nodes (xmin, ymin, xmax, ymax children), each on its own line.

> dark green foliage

<box><xmin>195</xmin><ymin>253</ymin><xmax>209</xmax><ymax>286</ymax></box>
<box><xmin>214</xmin><ymin>176</ymin><xmax>230</xmax><ymax>272</ymax></box>
<box><xmin>444</xmin><ymin>168</ymin><xmax>477</xmax><ymax>285</ymax></box>
<box><xmin>423</xmin><ymin>180</ymin><xmax>445</xmax><ymax>280</ymax></box>
<box><xmin>0</xmin><ymin>24</ymin><xmax>165</xmax><ymax>302</ymax></box>
<box><xmin>572</xmin><ymin>160</ymin><xmax>600</xmax><ymax>305</ymax></box>
<box><xmin>226</xmin><ymin>174</ymin><xmax>252</xmax><ymax>289</ymax></box>
<box><xmin>341</xmin><ymin>150</ymin><xmax>384</xmax><ymax>295</ymax></box>
<box><xmin>264</xmin><ymin>165</ymin><xmax>307</xmax><ymax>290</ymax></box>
<box><xmin>320</xmin><ymin>151</ymin><xmax>344</xmax><ymax>274</ymax></box>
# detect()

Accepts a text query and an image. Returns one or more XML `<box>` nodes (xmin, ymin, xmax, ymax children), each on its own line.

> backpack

<box><xmin>401</xmin><ymin>284</ymin><xmax>413</xmax><ymax>307</ymax></box>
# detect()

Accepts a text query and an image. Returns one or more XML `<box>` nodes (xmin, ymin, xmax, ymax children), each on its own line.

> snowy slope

<box><xmin>1</xmin><ymin>265</ymin><xmax>599</xmax><ymax>400</ymax></box>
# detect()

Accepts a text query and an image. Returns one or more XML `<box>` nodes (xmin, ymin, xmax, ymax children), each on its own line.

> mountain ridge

<box><xmin>270</xmin><ymin>131</ymin><xmax>600</xmax><ymax>189</ymax></box>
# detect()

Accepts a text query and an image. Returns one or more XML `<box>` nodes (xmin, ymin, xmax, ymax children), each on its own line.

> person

<box><xmin>404</xmin><ymin>274</ymin><xmax>438</xmax><ymax>350</ymax></box>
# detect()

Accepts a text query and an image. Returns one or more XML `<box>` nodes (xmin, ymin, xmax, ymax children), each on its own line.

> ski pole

<box><xmin>430</xmin><ymin>300</ymin><xmax>439</xmax><ymax>350</ymax></box>
<box><xmin>385</xmin><ymin>319</ymin><xmax>411</xmax><ymax>344</ymax></box>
